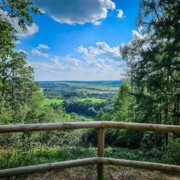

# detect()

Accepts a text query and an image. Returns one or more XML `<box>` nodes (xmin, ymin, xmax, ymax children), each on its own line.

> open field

<box><xmin>42</xmin><ymin>98</ymin><xmax>103</xmax><ymax>106</ymax></box>
<box><xmin>42</xmin><ymin>99</ymin><xmax>64</xmax><ymax>106</ymax></box>
<box><xmin>38</xmin><ymin>88</ymin><xmax>43</xmax><ymax>93</ymax></box>
<box><xmin>66</xmin><ymin>113</ymin><xmax>95</xmax><ymax>121</ymax></box>
<box><xmin>40</xmin><ymin>81</ymin><xmax>116</xmax><ymax>119</ymax></box>
<box><xmin>72</xmin><ymin>113</ymin><xmax>95</xmax><ymax>120</ymax></box>
<box><xmin>58</xmin><ymin>81</ymin><xmax>119</xmax><ymax>92</ymax></box>
<box><xmin>39</xmin><ymin>81</ymin><xmax>120</xmax><ymax>95</ymax></box>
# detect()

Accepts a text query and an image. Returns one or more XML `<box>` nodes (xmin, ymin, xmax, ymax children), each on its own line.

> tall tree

<box><xmin>0</xmin><ymin>0</ymin><xmax>41</xmax><ymax>123</ymax></box>
<box><xmin>114</xmin><ymin>81</ymin><xmax>134</xmax><ymax>122</ymax></box>
<box><xmin>119</xmin><ymin>0</ymin><xmax>180</xmax><ymax>147</ymax></box>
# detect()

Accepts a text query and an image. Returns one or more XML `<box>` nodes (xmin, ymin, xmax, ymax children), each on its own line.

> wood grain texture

<box><xmin>0</xmin><ymin>158</ymin><xmax>99</xmax><ymax>178</ymax></box>
<box><xmin>1</xmin><ymin>121</ymin><xmax>180</xmax><ymax>178</ymax></box>
<box><xmin>1</xmin><ymin>157</ymin><xmax>180</xmax><ymax>178</ymax></box>
<box><xmin>101</xmin><ymin>121</ymin><xmax>180</xmax><ymax>133</ymax></box>
<box><xmin>97</xmin><ymin>128</ymin><xmax>104</xmax><ymax>180</ymax></box>
<box><xmin>100</xmin><ymin>157</ymin><xmax>180</xmax><ymax>173</ymax></box>
<box><xmin>0</xmin><ymin>121</ymin><xmax>180</xmax><ymax>133</ymax></box>
<box><xmin>0</xmin><ymin>122</ymin><xmax>101</xmax><ymax>133</ymax></box>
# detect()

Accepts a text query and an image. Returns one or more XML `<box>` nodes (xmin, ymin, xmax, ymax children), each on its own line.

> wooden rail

<box><xmin>0</xmin><ymin>121</ymin><xmax>180</xmax><ymax>179</ymax></box>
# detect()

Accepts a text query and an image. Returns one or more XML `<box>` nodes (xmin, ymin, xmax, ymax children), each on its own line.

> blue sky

<box><xmin>5</xmin><ymin>0</ymin><xmax>140</xmax><ymax>81</ymax></box>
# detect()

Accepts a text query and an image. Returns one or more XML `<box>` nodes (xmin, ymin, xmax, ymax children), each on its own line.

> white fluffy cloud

<box><xmin>51</xmin><ymin>56</ymin><xmax>60</xmax><ymax>66</ymax></box>
<box><xmin>77</xmin><ymin>46</ymin><xmax>88</xmax><ymax>55</ymax></box>
<box><xmin>0</xmin><ymin>9</ymin><xmax>39</xmax><ymax>38</ymax></box>
<box><xmin>64</xmin><ymin>55</ymin><xmax>81</xmax><ymax>66</ymax></box>
<box><xmin>28</xmin><ymin>60</ymin><xmax>78</xmax><ymax>72</ymax></box>
<box><xmin>87</xmin><ymin>59</ymin><xmax>113</xmax><ymax>71</ymax></box>
<box><xmin>31</xmin><ymin>0</ymin><xmax>115</xmax><ymax>25</ymax></box>
<box><xmin>77</xmin><ymin>42</ymin><xmax>121</xmax><ymax>61</ymax></box>
<box><xmin>28</xmin><ymin>60</ymin><xmax>121</xmax><ymax>81</ymax></box>
<box><xmin>28</xmin><ymin>41</ymin><xmax>125</xmax><ymax>81</ymax></box>
<box><xmin>37</xmin><ymin>44</ymin><xmax>50</xmax><ymax>49</ymax></box>
<box><xmin>117</xmin><ymin>9</ymin><xmax>123</xmax><ymax>18</ymax></box>
<box><xmin>31</xmin><ymin>49</ymin><xmax>49</xmax><ymax>58</ymax></box>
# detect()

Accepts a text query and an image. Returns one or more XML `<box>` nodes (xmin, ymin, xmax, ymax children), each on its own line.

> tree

<box><xmin>0</xmin><ymin>0</ymin><xmax>41</xmax><ymax>123</ymax></box>
<box><xmin>0</xmin><ymin>0</ymin><xmax>41</xmax><ymax>30</ymax></box>
<box><xmin>114</xmin><ymin>81</ymin><xmax>134</xmax><ymax>122</ymax></box>
<box><xmin>120</xmin><ymin>0</ymin><xmax>180</xmax><ymax>122</ymax></box>
<box><xmin>119</xmin><ymin>0</ymin><xmax>180</xmax><ymax>147</ymax></box>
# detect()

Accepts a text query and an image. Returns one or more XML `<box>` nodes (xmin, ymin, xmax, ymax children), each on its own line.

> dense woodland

<box><xmin>0</xmin><ymin>0</ymin><xmax>180</xmax><ymax>177</ymax></box>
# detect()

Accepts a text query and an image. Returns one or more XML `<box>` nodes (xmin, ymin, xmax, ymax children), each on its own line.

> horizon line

<box><xmin>38</xmin><ymin>80</ymin><xmax>122</xmax><ymax>82</ymax></box>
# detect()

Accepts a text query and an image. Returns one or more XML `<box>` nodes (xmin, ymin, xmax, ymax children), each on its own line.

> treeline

<box><xmin>48</xmin><ymin>99</ymin><xmax>113</xmax><ymax>118</ymax></box>
<box><xmin>112</xmin><ymin>0</ymin><xmax>180</xmax><ymax>151</ymax></box>
<box><xmin>43</xmin><ymin>88</ymin><xmax>115</xmax><ymax>99</ymax></box>
<box><xmin>62</xmin><ymin>99</ymin><xmax>113</xmax><ymax>117</ymax></box>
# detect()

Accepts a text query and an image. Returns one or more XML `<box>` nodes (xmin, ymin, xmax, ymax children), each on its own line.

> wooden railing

<box><xmin>1</xmin><ymin>121</ymin><xmax>180</xmax><ymax>179</ymax></box>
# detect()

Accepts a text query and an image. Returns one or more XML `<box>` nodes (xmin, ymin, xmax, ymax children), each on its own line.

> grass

<box><xmin>1</xmin><ymin>144</ymin><xmax>180</xmax><ymax>179</ymax></box>
<box><xmin>41</xmin><ymin>99</ymin><xmax>63</xmax><ymax>106</ymax></box>
<box><xmin>42</xmin><ymin>98</ymin><xmax>103</xmax><ymax>106</ymax></box>
<box><xmin>66</xmin><ymin>113</ymin><xmax>95</xmax><ymax>121</ymax></box>
<box><xmin>14</xmin><ymin>167</ymin><xmax>180</xmax><ymax>180</ymax></box>
<box><xmin>38</xmin><ymin>88</ymin><xmax>43</xmax><ymax>93</ymax></box>
<box><xmin>0</xmin><ymin>146</ymin><xmax>162</xmax><ymax>169</ymax></box>
<box><xmin>74</xmin><ymin>113</ymin><xmax>95</xmax><ymax>120</ymax></box>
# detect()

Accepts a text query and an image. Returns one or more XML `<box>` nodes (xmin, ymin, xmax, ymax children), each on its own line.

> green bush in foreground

<box><xmin>162</xmin><ymin>138</ymin><xmax>180</xmax><ymax>165</ymax></box>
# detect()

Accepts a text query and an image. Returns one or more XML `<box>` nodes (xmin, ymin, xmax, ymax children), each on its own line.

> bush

<box><xmin>162</xmin><ymin>137</ymin><xmax>180</xmax><ymax>165</ymax></box>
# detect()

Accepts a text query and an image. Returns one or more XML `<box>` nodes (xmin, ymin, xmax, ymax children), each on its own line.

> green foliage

<box><xmin>0</xmin><ymin>0</ymin><xmax>42</xmax><ymax>30</ymax></box>
<box><xmin>105</xmin><ymin>147</ymin><xmax>142</xmax><ymax>161</ymax></box>
<box><xmin>119</xmin><ymin>0</ymin><xmax>180</xmax><ymax>149</ymax></box>
<box><xmin>0</xmin><ymin>0</ymin><xmax>42</xmax><ymax>124</ymax></box>
<box><xmin>80</xmin><ymin>128</ymin><xmax>143</xmax><ymax>149</ymax></box>
<box><xmin>162</xmin><ymin>137</ymin><xmax>180</xmax><ymax>165</ymax></box>
<box><xmin>63</xmin><ymin>99</ymin><xmax>113</xmax><ymax>118</ymax></box>
<box><xmin>0</xmin><ymin>129</ymin><xmax>98</xmax><ymax>169</ymax></box>
<box><xmin>80</xmin><ymin>129</ymin><xmax>98</xmax><ymax>147</ymax></box>
<box><xmin>114</xmin><ymin>81</ymin><xmax>135</xmax><ymax>122</ymax></box>
<box><xmin>105</xmin><ymin>129</ymin><xmax>143</xmax><ymax>148</ymax></box>
<box><xmin>1</xmin><ymin>0</ymin><xmax>180</xmax><ymax>174</ymax></box>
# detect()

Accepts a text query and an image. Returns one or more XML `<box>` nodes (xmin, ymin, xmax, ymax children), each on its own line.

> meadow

<box><xmin>42</xmin><ymin>98</ymin><xmax>103</xmax><ymax>106</ymax></box>
<box><xmin>41</xmin><ymin>99</ymin><xmax>64</xmax><ymax>106</ymax></box>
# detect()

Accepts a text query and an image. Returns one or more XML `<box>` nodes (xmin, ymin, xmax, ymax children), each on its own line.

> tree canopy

<box><xmin>0</xmin><ymin>0</ymin><xmax>41</xmax><ymax>124</ymax></box>
<box><xmin>115</xmin><ymin>0</ymin><xmax>180</xmax><ymax>147</ymax></box>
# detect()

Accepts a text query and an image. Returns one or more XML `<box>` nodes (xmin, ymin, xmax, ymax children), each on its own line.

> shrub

<box><xmin>162</xmin><ymin>137</ymin><xmax>180</xmax><ymax>165</ymax></box>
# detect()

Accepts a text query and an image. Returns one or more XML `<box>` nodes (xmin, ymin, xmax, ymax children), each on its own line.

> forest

<box><xmin>0</xmin><ymin>0</ymin><xmax>180</xmax><ymax>179</ymax></box>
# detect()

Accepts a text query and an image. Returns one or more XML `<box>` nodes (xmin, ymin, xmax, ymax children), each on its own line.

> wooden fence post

<box><xmin>97</xmin><ymin>128</ymin><xmax>104</xmax><ymax>180</ymax></box>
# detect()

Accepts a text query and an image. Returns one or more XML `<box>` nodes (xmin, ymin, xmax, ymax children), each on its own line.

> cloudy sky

<box><xmin>11</xmin><ymin>0</ymin><xmax>140</xmax><ymax>81</ymax></box>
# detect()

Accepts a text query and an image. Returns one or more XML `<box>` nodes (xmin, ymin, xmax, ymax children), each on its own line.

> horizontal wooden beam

<box><xmin>0</xmin><ymin>121</ymin><xmax>180</xmax><ymax>133</ymax></box>
<box><xmin>1</xmin><ymin>157</ymin><xmax>180</xmax><ymax>178</ymax></box>
<box><xmin>100</xmin><ymin>157</ymin><xmax>180</xmax><ymax>173</ymax></box>
<box><xmin>0</xmin><ymin>158</ymin><xmax>99</xmax><ymax>178</ymax></box>
<box><xmin>0</xmin><ymin>122</ymin><xmax>101</xmax><ymax>133</ymax></box>
<box><xmin>102</xmin><ymin>121</ymin><xmax>180</xmax><ymax>133</ymax></box>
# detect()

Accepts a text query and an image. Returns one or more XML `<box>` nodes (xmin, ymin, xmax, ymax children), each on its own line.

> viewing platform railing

<box><xmin>0</xmin><ymin>121</ymin><xmax>180</xmax><ymax>179</ymax></box>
